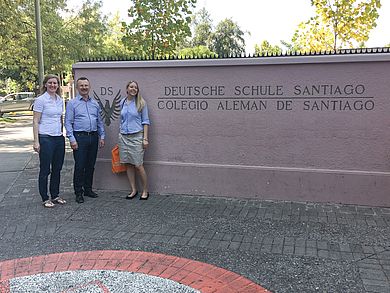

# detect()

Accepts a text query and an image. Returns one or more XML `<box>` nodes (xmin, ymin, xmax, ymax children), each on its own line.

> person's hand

<box><xmin>70</xmin><ymin>141</ymin><xmax>78</xmax><ymax>150</ymax></box>
<box><xmin>33</xmin><ymin>142</ymin><xmax>40</xmax><ymax>153</ymax></box>
<box><xmin>99</xmin><ymin>139</ymin><xmax>105</xmax><ymax>148</ymax></box>
<box><xmin>142</xmin><ymin>138</ymin><xmax>149</xmax><ymax>149</ymax></box>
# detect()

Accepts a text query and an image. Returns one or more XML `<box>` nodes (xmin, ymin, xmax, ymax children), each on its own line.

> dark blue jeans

<box><xmin>73</xmin><ymin>132</ymin><xmax>98</xmax><ymax>195</ymax></box>
<box><xmin>38</xmin><ymin>135</ymin><xmax>65</xmax><ymax>201</ymax></box>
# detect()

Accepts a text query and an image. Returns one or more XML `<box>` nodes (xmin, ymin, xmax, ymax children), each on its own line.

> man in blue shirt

<box><xmin>65</xmin><ymin>77</ymin><xmax>105</xmax><ymax>203</ymax></box>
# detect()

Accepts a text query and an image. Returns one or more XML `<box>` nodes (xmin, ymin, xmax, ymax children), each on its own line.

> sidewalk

<box><xmin>0</xmin><ymin>118</ymin><xmax>389</xmax><ymax>292</ymax></box>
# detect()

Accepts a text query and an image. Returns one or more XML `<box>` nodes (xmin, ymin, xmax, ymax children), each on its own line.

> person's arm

<box><xmin>141</xmin><ymin>104</ymin><xmax>150</xmax><ymax>149</ymax></box>
<box><xmin>96</xmin><ymin>102</ymin><xmax>105</xmax><ymax>148</ymax></box>
<box><xmin>33</xmin><ymin>111</ymin><xmax>42</xmax><ymax>152</ymax></box>
<box><xmin>60</xmin><ymin>97</ymin><xmax>64</xmax><ymax>133</ymax></box>
<box><xmin>142</xmin><ymin>124</ymin><xmax>149</xmax><ymax>149</ymax></box>
<box><xmin>64</xmin><ymin>100</ymin><xmax>78</xmax><ymax>150</ymax></box>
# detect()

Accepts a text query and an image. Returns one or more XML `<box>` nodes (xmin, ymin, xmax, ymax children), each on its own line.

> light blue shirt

<box><xmin>33</xmin><ymin>92</ymin><xmax>63</xmax><ymax>136</ymax></box>
<box><xmin>119</xmin><ymin>98</ymin><xmax>150</xmax><ymax>134</ymax></box>
<box><xmin>65</xmin><ymin>95</ymin><xmax>105</xmax><ymax>143</ymax></box>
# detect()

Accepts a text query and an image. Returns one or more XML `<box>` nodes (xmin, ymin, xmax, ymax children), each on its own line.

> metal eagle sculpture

<box><xmin>93</xmin><ymin>90</ymin><xmax>122</xmax><ymax>126</ymax></box>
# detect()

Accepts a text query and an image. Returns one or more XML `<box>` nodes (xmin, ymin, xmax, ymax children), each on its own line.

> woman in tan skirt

<box><xmin>118</xmin><ymin>81</ymin><xmax>150</xmax><ymax>200</ymax></box>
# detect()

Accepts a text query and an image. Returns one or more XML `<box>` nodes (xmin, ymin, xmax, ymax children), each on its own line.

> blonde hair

<box><xmin>40</xmin><ymin>74</ymin><xmax>61</xmax><ymax>96</ymax></box>
<box><xmin>126</xmin><ymin>80</ymin><xmax>145</xmax><ymax>112</ymax></box>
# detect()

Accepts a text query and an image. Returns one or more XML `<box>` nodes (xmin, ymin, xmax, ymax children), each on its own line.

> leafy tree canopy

<box><xmin>292</xmin><ymin>0</ymin><xmax>382</xmax><ymax>52</ymax></box>
<box><xmin>190</xmin><ymin>7</ymin><xmax>213</xmax><ymax>47</ymax></box>
<box><xmin>178</xmin><ymin>45</ymin><xmax>217</xmax><ymax>58</ymax></box>
<box><xmin>209</xmin><ymin>18</ymin><xmax>246</xmax><ymax>57</ymax></box>
<box><xmin>0</xmin><ymin>0</ymin><xmax>115</xmax><ymax>92</ymax></box>
<box><xmin>254</xmin><ymin>41</ymin><xmax>282</xmax><ymax>56</ymax></box>
<box><xmin>122</xmin><ymin>0</ymin><xmax>197</xmax><ymax>58</ymax></box>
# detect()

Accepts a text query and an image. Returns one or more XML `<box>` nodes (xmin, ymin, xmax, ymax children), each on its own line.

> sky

<box><xmin>71</xmin><ymin>0</ymin><xmax>390</xmax><ymax>53</ymax></box>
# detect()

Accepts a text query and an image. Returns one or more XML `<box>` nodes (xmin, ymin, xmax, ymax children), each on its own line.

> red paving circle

<box><xmin>0</xmin><ymin>250</ymin><xmax>270</xmax><ymax>292</ymax></box>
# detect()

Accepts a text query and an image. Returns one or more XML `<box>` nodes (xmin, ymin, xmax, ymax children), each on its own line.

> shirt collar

<box><xmin>77</xmin><ymin>95</ymin><xmax>91</xmax><ymax>101</ymax></box>
<box><xmin>43</xmin><ymin>91</ymin><xmax>61</xmax><ymax>100</ymax></box>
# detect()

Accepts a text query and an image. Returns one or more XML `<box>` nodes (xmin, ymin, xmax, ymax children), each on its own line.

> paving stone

<box><xmin>260</xmin><ymin>245</ymin><xmax>272</xmax><ymax>253</ymax></box>
<box><xmin>317</xmin><ymin>250</ymin><xmax>329</xmax><ymax>258</ymax></box>
<box><xmin>317</xmin><ymin>241</ymin><xmax>328</xmax><ymax>250</ymax></box>
<box><xmin>294</xmin><ymin>246</ymin><xmax>305</xmax><ymax>256</ymax></box>
<box><xmin>228</xmin><ymin>242</ymin><xmax>241</xmax><ymax>250</ymax></box>
<box><xmin>187</xmin><ymin>238</ymin><xmax>201</xmax><ymax>247</ymax></box>
<box><xmin>339</xmin><ymin>244</ymin><xmax>352</xmax><ymax>252</ymax></box>
<box><xmin>363</xmin><ymin>284</ymin><xmax>390</xmax><ymax>293</ymax></box>
<box><xmin>359</xmin><ymin>268</ymin><xmax>387</xmax><ymax>280</ymax></box>
<box><xmin>357</xmin><ymin>261</ymin><xmax>382</xmax><ymax>270</ymax></box>
<box><xmin>362</xmin><ymin>245</ymin><xmax>376</xmax><ymax>254</ymax></box>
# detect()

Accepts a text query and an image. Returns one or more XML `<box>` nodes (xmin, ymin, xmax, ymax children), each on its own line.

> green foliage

<box><xmin>254</xmin><ymin>41</ymin><xmax>282</xmax><ymax>56</ymax></box>
<box><xmin>101</xmin><ymin>13</ymin><xmax>133</xmax><ymax>57</ymax></box>
<box><xmin>64</xmin><ymin>0</ymin><xmax>109</xmax><ymax>61</ymax></box>
<box><xmin>0</xmin><ymin>0</ymin><xmax>119</xmax><ymax>92</ymax></box>
<box><xmin>0</xmin><ymin>78</ymin><xmax>19</xmax><ymax>95</ymax></box>
<box><xmin>292</xmin><ymin>0</ymin><xmax>382</xmax><ymax>51</ymax></box>
<box><xmin>122</xmin><ymin>0</ymin><xmax>197</xmax><ymax>58</ymax></box>
<box><xmin>291</xmin><ymin>16</ymin><xmax>335</xmax><ymax>52</ymax></box>
<box><xmin>190</xmin><ymin>7</ymin><xmax>212</xmax><ymax>47</ymax></box>
<box><xmin>178</xmin><ymin>45</ymin><xmax>217</xmax><ymax>58</ymax></box>
<box><xmin>183</xmin><ymin>10</ymin><xmax>246</xmax><ymax>57</ymax></box>
<box><xmin>209</xmin><ymin>18</ymin><xmax>245</xmax><ymax>56</ymax></box>
<box><xmin>279</xmin><ymin>40</ymin><xmax>301</xmax><ymax>53</ymax></box>
<box><xmin>0</xmin><ymin>0</ymin><xmax>43</xmax><ymax>91</ymax></box>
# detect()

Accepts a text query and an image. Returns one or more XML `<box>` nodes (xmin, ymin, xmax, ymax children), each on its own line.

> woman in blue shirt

<box><xmin>118</xmin><ymin>81</ymin><xmax>151</xmax><ymax>200</ymax></box>
<box><xmin>33</xmin><ymin>74</ymin><xmax>66</xmax><ymax>207</ymax></box>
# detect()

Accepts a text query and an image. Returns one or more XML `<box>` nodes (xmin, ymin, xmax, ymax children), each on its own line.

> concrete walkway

<box><xmin>0</xmin><ymin>115</ymin><xmax>389</xmax><ymax>292</ymax></box>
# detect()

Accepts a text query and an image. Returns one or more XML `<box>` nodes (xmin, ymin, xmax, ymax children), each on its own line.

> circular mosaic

<box><xmin>0</xmin><ymin>250</ymin><xmax>269</xmax><ymax>292</ymax></box>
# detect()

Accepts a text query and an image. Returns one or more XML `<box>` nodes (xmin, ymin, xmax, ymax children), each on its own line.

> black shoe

<box><xmin>139</xmin><ymin>192</ymin><xmax>149</xmax><ymax>200</ymax></box>
<box><xmin>126</xmin><ymin>191</ymin><xmax>138</xmax><ymax>200</ymax></box>
<box><xmin>84</xmin><ymin>190</ymin><xmax>98</xmax><ymax>198</ymax></box>
<box><xmin>76</xmin><ymin>194</ymin><xmax>84</xmax><ymax>203</ymax></box>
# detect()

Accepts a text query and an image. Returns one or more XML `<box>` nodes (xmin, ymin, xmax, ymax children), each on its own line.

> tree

<box><xmin>65</xmin><ymin>0</ymin><xmax>109</xmax><ymax>61</ymax></box>
<box><xmin>122</xmin><ymin>0</ymin><xmax>197</xmax><ymax>58</ymax></box>
<box><xmin>0</xmin><ymin>0</ymin><xmax>69</xmax><ymax>91</ymax></box>
<box><xmin>254</xmin><ymin>40</ymin><xmax>282</xmax><ymax>56</ymax></box>
<box><xmin>0</xmin><ymin>0</ymin><xmax>113</xmax><ymax>91</ymax></box>
<box><xmin>290</xmin><ymin>17</ymin><xmax>335</xmax><ymax>52</ymax></box>
<box><xmin>178</xmin><ymin>45</ymin><xmax>217</xmax><ymax>58</ymax></box>
<box><xmin>292</xmin><ymin>0</ymin><xmax>381</xmax><ymax>51</ymax></box>
<box><xmin>209</xmin><ymin>18</ymin><xmax>245</xmax><ymax>56</ymax></box>
<box><xmin>190</xmin><ymin>7</ymin><xmax>213</xmax><ymax>47</ymax></box>
<box><xmin>100</xmin><ymin>13</ymin><xmax>133</xmax><ymax>57</ymax></box>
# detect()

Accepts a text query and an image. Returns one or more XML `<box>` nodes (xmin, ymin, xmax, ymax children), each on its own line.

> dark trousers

<box><xmin>73</xmin><ymin>132</ymin><xmax>98</xmax><ymax>195</ymax></box>
<box><xmin>38</xmin><ymin>135</ymin><xmax>65</xmax><ymax>201</ymax></box>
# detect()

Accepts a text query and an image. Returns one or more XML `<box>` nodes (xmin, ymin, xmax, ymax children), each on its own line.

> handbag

<box><xmin>111</xmin><ymin>144</ymin><xmax>127</xmax><ymax>174</ymax></box>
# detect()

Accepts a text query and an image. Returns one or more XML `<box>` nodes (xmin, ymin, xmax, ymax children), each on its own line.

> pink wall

<box><xmin>73</xmin><ymin>54</ymin><xmax>390</xmax><ymax>206</ymax></box>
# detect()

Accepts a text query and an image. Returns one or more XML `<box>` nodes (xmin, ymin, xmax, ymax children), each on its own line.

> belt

<box><xmin>39</xmin><ymin>134</ymin><xmax>63</xmax><ymax>138</ymax></box>
<box><xmin>74</xmin><ymin>131</ymin><xmax>97</xmax><ymax>136</ymax></box>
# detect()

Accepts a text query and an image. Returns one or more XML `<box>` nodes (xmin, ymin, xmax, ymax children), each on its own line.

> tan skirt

<box><xmin>118</xmin><ymin>132</ymin><xmax>145</xmax><ymax>166</ymax></box>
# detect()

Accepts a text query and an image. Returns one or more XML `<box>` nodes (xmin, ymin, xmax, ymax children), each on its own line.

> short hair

<box><xmin>76</xmin><ymin>77</ymin><xmax>89</xmax><ymax>83</ymax></box>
